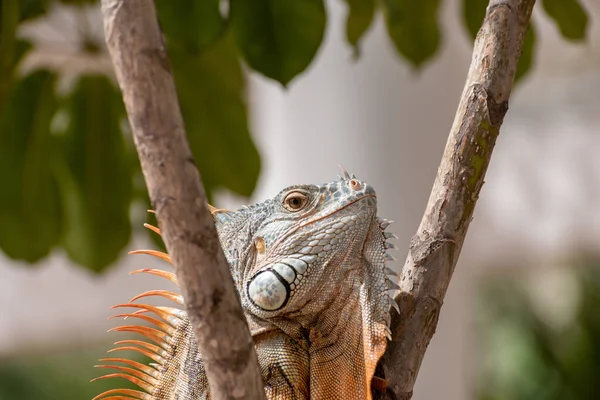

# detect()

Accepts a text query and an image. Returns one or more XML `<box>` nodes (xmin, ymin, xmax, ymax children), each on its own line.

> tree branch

<box><xmin>100</xmin><ymin>1</ymin><xmax>266</xmax><ymax>399</ymax></box>
<box><xmin>381</xmin><ymin>1</ymin><xmax>536</xmax><ymax>398</ymax></box>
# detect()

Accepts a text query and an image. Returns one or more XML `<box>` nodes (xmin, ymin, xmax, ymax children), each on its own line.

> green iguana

<box><xmin>92</xmin><ymin>170</ymin><xmax>399</xmax><ymax>399</ymax></box>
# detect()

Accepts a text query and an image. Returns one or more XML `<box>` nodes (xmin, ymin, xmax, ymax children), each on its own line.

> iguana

<box><xmin>92</xmin><ymin>171</ymin><xmax>398</xmax><ymax>399</ymax></box>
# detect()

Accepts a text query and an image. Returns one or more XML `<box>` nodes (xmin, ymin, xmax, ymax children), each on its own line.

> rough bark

<box><xmin>379</xmin><ymin>1</ymin><xmax>536</xmax><ymax>399</ymax></box>
<box><xmin>100</xmin><ymin>1</ymin><xmax>266</xmax><ymax>399</ymax></box>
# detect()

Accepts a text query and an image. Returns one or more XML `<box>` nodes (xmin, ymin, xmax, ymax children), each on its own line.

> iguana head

<box><xmin>213</xmin><ymin>172</ymin><xmax>389</xmax><ymax>320</ymax></box>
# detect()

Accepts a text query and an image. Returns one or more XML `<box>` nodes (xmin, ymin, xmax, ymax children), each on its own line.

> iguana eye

<box><xmin>283</xmin><ymin>191</ymin><xmax>309</xmax><ymax>212</ymax></box>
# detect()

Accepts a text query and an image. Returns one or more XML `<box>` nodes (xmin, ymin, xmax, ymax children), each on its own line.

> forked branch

<box><xmin>380</xmin><ymin>1</ymin><xmax>536</xmax><ymax>399</ymax></box>
<box><xmin>100</xmin><ymin>0</ymin><xmax>536</xmax><ymax>398</ymax></box>
<box><xmin>100</xmin><ymin>1</ymin><xmax>266</xmax><ymax>399</ymax></box>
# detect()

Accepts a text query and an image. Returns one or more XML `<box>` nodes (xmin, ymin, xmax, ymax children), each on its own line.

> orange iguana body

<box><xmin>93</xmin><ymin>172</ymin><xmax>398</xmax><ymax>399</ymax></box>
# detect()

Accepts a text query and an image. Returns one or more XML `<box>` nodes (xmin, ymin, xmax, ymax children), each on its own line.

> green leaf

<box><xmin>382</xmin><ymin>0</ymin><xmax>441</xmax><ymax>68</ymax></box>
<box><xmin>230</xmin><ymin>0</ymin><xmax>326</xmax><ymax>86</ymax></box>
<box><xmin>156</xmin><ymin>0</ymin><xmax>226</xmax><ymax>54</ymax></box>
<box><xmin>0</xmin><ymin>70</ymin><xmax>62</xmax><ymax>262</ymax></box>
<box><xmin>344</xmin><ymin>0</ymin><xmax>376</xmax><ymax>57</ymax></box>
<box><xmin>0</xmin><ymin>5</ymin><xmax>32</xmax><ymax>109</ymax></box>
<box><xmin>463</xmin><ymin>0</ymin><xmax>488</xmax><ymax>39</ymax></box>
<box><xmin>1</xmin><ymin>1</ymin><xmax>35</xmax><ymax>98</ymax></box>
<box><xmin>0</xmin><ymin>0</ymin><xmax>20</xmax><ymax>95</ymax></box>
<box><xmin>57</xmin><ymin>0</ymin><xmax>97</xmax><ymax>5</ymax></box>
<box><xmin>0</xmin><ymin>38</ymin><xmax>32</xmax><ymax>110</ymax></box>
<box><xmin>515</xmin><ymin>23</ymin><xmax>536</xmax><ymax>84</ymax></box>
<box><xmin>20</xmin><ymin>0</ymin><xmax>48</xmax><ymax>21</ymax></box>
<box><xmin>542</xmin><ymin>0</ymin><xmax>588</xmax><ymax>41</ymax></box>
<box><xmin>13</xmin><ymin>38</ymin><xmax>32</xmax><ymax>65</ymax></box>
<box><xmin>56</xmin><ymin>75</ymin><xmax>132</xmax><ymax>272</ymax></box>
<box><xmin>169</xmin><ymin>35</ymin><xmax>261</xmax><ymax>199</ymax></box>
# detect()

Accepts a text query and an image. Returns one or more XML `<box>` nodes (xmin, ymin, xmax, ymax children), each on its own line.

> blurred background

<box><xmin>0</xmin><ymin>0</ymin><xmax>599</xmax><ymax>399</ymax></box>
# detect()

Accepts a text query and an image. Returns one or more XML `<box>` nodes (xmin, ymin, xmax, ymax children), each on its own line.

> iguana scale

<box><xmin>92</xmin><ymin>171</ymin><xmax>398</xmax><ymax>399</ymax></box>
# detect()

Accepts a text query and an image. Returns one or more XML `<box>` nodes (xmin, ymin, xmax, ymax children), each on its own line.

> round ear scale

<box><xmin>247</xmin><ymin>270</ymin><xmax>291</xmax><ymax>312</ymax></box>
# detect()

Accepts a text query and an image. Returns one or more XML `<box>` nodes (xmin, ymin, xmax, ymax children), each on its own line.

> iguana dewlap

<box><xmin>93</xmin><ymin>171</ymin><xmax>398</xmax><ymax>399</ymax></box>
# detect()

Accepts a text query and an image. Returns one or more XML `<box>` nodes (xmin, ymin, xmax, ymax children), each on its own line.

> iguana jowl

<box><xmin>93</xmin><ymin>171</ymin><xmax>398</xmax><ymax>399</ymax></box>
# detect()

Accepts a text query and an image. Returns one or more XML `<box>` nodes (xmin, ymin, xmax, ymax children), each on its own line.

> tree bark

<box><xmin>100</xmin><ymin>1</ymin><xmax>266</xmax><ymax>399</ymax></box>
<box><xmin>380</xmin><ymin>1</ymin><xmax>536</xmax><ymax>399</ymax></box>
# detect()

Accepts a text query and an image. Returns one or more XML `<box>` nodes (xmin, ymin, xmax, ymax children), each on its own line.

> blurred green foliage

<box><xmin>542</xmin><ymin>0</ymin><xmax>589</xmax><ymax>40</ymax></box>
<box><xmin>344</xmin><ymin>0</ymin><xmax>375</xmax><ymax>57</ymax></box>
<box><xmin>0</xmin><ymin>70</ymin><xmax>61</xmax><ymax>262</ymax></box>
<box><xmin>476</xmin><ymin>260</ymin><xmax>600</xmax><ymax>400</ymax></box>
<box><xmin>382</xmin><ymin>0</ymin><xmax>441</xmax><ymax>68</ymax></box>
<box><xmin>57</xmin><ymin>75</ymin><xmax>132</xmax><ymax>271</ymax></box>
<box><xmin>231</xmin><ymin>0</ymin><xmax>327</xmax><ymax>86</ymax></box>
<box><xmin>0</xmin><ymin>0</ymin><xmax>590</xmax><ymax>272</ymax></box>
<box><xmin>0</xmin><ymin>347</ymin><xmax>143</xmax><ymax>399</ymax></box>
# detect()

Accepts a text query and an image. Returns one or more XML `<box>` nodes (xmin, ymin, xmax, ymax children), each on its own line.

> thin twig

<box><xmin>100</xmin><ymin>1</ymin><xmax>266</xmax><ymax>399</ymax></box>
<box><xmin>380</xmin><ymin>1</ymin><xmax>536</xmax><ymax>399</ymax></box>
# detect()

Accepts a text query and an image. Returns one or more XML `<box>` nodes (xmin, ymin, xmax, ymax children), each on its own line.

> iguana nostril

<box><xmin>349</xmin><ymin>179</ymin><xmax>361</xmax><ymax>190</ymax></box>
